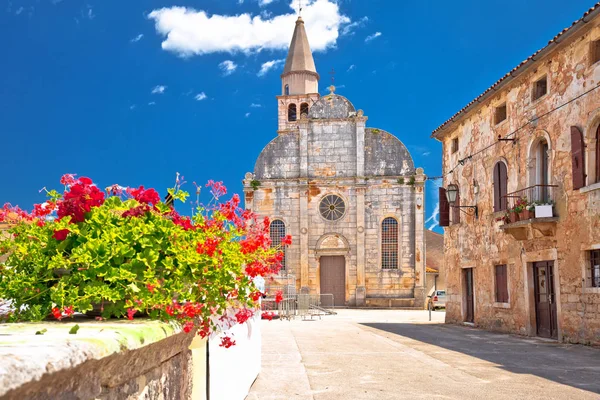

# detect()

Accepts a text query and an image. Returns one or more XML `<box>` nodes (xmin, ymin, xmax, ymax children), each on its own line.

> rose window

<box><xmin>319</xmin><ymin>195</ymin><xmax>346</xmax><ymax>221</ymax></box>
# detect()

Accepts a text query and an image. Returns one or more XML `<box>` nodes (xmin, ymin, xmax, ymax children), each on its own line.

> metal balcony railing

<box><xmin>502</xmin><ymin>184</ymin><xmax>558</xmax><ymax>210</ymax></box>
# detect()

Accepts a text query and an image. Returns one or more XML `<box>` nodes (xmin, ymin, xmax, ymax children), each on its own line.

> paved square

<box><xmin>247</xmin><ymin>310</ymin><xmax>600</xmax><ymax>400</ymax></box>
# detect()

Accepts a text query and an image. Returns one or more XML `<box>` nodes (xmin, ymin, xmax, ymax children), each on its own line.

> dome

<box><xmin>308</xmin><ymin>93</ymin><xmax>356</xmax><ymax>119</ymax></box>
<box><xmin>253</xmin><ymin>133</ymin><xmax>300</xmax><ymax>179</ymax></box>
<box><xmin>364</xmin><ymin>128</ymin><xmax>415</xmax><ymax>176</ymax></box>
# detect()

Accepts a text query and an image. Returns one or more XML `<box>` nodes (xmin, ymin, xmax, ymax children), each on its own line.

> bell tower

<box><xmin>277</xmin><ymin>16</ymin><xmax>320</xmax><ymax>133</ymax></box>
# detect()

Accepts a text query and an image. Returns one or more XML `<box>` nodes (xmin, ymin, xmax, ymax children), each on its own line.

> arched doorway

<box><xmin>316</xmin><ymin>233</ymin><xmax>349</xmax><ymax>307</ymax></box>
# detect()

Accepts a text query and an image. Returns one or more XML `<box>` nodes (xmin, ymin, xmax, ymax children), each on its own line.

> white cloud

<box><xmin>219</xmin><ymin>60</ymin><xmax>237</xmax><ymax>76</ymax></box>
<box><xmin>148</xmin><ymin>0</ymin><xmax>351</xmax><ymax>57</ymax></box>
<box><xmin>340</xmin><ymin>16</ymin><xmax>368</xmax><ymax>35</ymax></box>
<box><xmin>426</xmin><ymin>202</ymin><xmax>440</xmax><ymax>231</ymax></box>
<box><xmin>347</xmin><ymin>64</ymin><xmax>355</xmax><ymax>72</ymax></box>
<box><xmin>365</xmin><ymin>31</ymin><xmax>382</xmax><ymax>43</ymax></box>
<box><xmin>259</xmin><ymin>0</ymin><xmax>276</xmax><ymax>6</ymax></box>
<box><xmin>129</xmin><ymin>105</ymin><xmax>137</xmax><ymax>110</ymax></box>
<box><xmin>87</xmin><ymin>6</ymin><xmax>95</xmax><ymax>20</ymax></box>
<box><xmin>131</xmin><ymin>34</ymin><xmax>144</xmax><ymax>43</ymax></box>
<box><xmin>148</xmin><ymin>101</ymin><xmax>156</xmax><ymax>106</ymax></box>
<box><xmin>425</xmin><ymin>180</ymin><xmax>442</xmax><ymax>230</ymax></box>
<box><xmin>422</xmin><ymin>151</ymin><xmax>431</xmax><ymax>156</ymax></box>
<box><xmin>250</xmin><ymin>103</ymin><xmax>262</xmax><ymax>108</ymax></box>
<box><xmin>15</xmin><ymin>6</ymin><xmax>24</xmax><ymax>15</ymax></box>
<box><xmin>258</xmin><ymin>59</ymin><xmax>285</xmax><ymax>76</ymax></box>
<box><xmin>195</xmin><ymin>92</ymin><xmax>207</xmax><ymax>101</ymax></box>
<box><xmin>245</xmin><ymin>112</ymin><xmax>251</xmax><ymax>118</ymax></box>
<box><xmin>151</xmin><ymin>85</ymin><xmax>167</xmax><ymax>94</ymax></box>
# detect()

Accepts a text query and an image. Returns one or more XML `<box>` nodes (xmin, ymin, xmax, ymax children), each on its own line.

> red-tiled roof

<box><xmin>431</xmin><ymin>2</ymin><xmax>600</xmax><ymax>138</ymax></box>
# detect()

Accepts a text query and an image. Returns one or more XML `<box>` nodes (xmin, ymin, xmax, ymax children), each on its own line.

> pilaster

<box><xmin>299</xmin><ymin>182</ymin><xmax>309</xmax><ymax>292</ymax></box>
<box><xmin>414</xmin><ymin>167</ymin><xmax>427</xmax><ymax>308</ymax></box>
<box><xmin>356</xmin><ymin>182</ymin><xmax>366</xmax><ymax>306</ymax></box>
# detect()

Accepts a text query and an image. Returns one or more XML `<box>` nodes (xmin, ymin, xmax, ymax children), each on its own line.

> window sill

<box><xmin>493</xmin><ymin>302</ymin><xmax>511</xmax><ymax>309</ymax></box>
<box><xmin>494</xmin><ymin>119</ymin><xmax>508</xmax><ymax>128</ymax></box>
<box><xmin>531</xmin><ymin>93</ymin><xmax>548</xmax><ymax>105</ymax></box>
<box><xmin>579</xmin><ymin>182</ymin><xmax>600</xmax><ymax>193</ymax></box>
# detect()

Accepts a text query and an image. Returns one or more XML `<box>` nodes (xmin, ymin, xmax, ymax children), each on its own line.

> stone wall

<box><xmin>435</xmin><ymin>12</ymin><xmax>600</xmax><ymax>345</ymax></box>
<box><xmin>0</xmin><ymin>320</ymin><xmax>199</xmax><ymax>400</ymax></box>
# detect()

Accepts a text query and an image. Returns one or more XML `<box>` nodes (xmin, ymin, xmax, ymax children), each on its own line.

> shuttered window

<box><xmin>493</xmin><ymin>162</ymin><xmax>508</xmax><ymax>212</ymax></box>
<box><xmin>439</xmin><ymin>187</ymin><xmax>450</xmax><ymax>227</ymax></box>
<box><xmin>452</xmin><ymin>187</ymin><xmax>461</xmax><ymax>225</ymax></box>
<box><xmin>571</xmin><ymin>126</ymin><xmax>585</xmax><ymax>190</ymax></box>
<box><xmin>270</xmin><ymin>220</ymin><xmax>286</xmax><ymax>270</ymax></box>
<box><xmin>495</xmin><ymin>264</ymin><xmax>509</xmax><ymax>303</ymax></box>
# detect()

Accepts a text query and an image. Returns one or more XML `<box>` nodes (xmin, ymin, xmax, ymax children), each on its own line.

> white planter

<box><xmin>534</xmin><ymin>205</ymin><xmax>553</xmax><ymax>218</ymax></box>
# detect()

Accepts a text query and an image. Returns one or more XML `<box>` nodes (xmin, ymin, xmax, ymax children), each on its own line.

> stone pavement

<box><xmin>246</xmin><ymin>310</ymin><xmax>600</xmax><ymax>400</ymax></box>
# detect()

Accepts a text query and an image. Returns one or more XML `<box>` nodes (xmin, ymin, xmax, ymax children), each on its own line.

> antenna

<box><xmin>298</xmin><ymin>0</ymin><xmax>302</xmax><ymax>16</ymax></box>
<box><xmin>330</xmin><ymin>68</ymin><xmax>336</xmax><ymax>85</ymax></box>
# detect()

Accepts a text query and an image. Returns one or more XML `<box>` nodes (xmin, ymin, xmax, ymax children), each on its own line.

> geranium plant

<box><xmin>0</xmin><ymin>174</ymin><xmax>290</xmax><ymax>344</ymax></box>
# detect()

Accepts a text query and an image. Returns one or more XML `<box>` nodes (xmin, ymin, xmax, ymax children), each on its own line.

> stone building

<box><xmin>432</xmin><ymin>4</ymin><xmax>600</xmax><ymax>344</ymax></box>
<box><xmin>243</xmin><ymin>17</ymin><xmax>427</xmax><ymax>307</ymax></box>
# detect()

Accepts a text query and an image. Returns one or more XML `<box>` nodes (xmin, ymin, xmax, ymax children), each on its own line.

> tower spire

<box><xmin>281</xmin><ymin>14</ymin><xmax>319</xmax><ymax>95</ymax></box>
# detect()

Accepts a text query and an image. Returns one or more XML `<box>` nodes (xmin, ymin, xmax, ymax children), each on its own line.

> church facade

<box><xmin>243</xmin><ymin>17</ymin><xmax>426</xmax><ymax>307</ymax></box>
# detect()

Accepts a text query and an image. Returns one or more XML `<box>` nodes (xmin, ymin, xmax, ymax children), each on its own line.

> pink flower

<box><xmin>127</xmin><ymin>308</ymin><xmax>137</xmax><ymax>320</ymax></box>
<box><xmin>275</xmin><ymin>290</ymin><xmax>284</xmax><ymax>304</ymax></box>
<box><xmin>219</xmin><ymin>335</ymin><xmax>236</xmax><ymax>348</ymax></box>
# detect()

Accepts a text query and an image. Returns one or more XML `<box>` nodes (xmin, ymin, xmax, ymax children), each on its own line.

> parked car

<box><xmin>428</xmin><ymin>290</ymin><xmax>446</xmax><ymax>310</ymax></box>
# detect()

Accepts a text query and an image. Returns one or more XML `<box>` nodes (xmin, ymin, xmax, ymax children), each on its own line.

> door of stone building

<box><xmin>320</xmin><ymin>256</ymin><xmax>345</xmax><ymax>307</ymax></box>
<box><xmin>533</xmin><ymin>261</ymin><xmax>558</xmax><ymax>339</ymax></box>
<box><xmin>464</xmin><ymin>268</ymin><xmax>474</xmax><ymax>323</ymax></box>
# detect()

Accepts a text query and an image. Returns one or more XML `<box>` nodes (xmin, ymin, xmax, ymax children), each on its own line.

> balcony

<box><xmin>499</xmin><ymin>185</ymin><xmax>559</xmax><ymax>240</ymax></box>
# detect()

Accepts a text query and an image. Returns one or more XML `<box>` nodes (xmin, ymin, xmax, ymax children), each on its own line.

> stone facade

<box><xmin>244</xmin><ymin>18</ymin><xmax>426</xmax><ymax>307</ymax></box>
<box><xmin>432</xmin><ymin>4</ymin><xmax>600</xmax><ymax>345</ymax></box>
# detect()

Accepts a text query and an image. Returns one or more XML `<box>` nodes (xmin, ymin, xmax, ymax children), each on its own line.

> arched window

<box><xmin>300</xmin><ymin>102</ymin><xmax>309</xmax><ymax>118</ymax></box>
<box><xmin>285</xmin><ymin>84</ymin><xmax>290</xmax><ymax>95</ymax></box>
<box><xmin>493</xmin><ymin>162</ymin><xmax>508</xmax><ymax>212</ymax></box>
<box><xmin>381</xmin><ymin>217</ymin><xmax>398</xmax><ymax>269</ymax></box>
<box><xmin>288</xmin><ymin>104</ymin><xmax>297</xmax><ymax>122</ymax></box>
<box><xmin>270</xmin><ymin>220</ymin><xmax>286</xmax><ymax>270</ymax></box>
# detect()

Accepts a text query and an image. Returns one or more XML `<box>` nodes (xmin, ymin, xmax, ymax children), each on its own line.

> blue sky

<box><xmin>0</xmin><ymin>0</ymin><xmax>594</xmax><ymax>231</ymax></box>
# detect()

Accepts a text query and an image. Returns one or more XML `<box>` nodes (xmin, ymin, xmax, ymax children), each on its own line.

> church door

<box><xmin>320</xmin><ymin>256</ymin><xmax>346</xmax><ymax>307</ymax></box>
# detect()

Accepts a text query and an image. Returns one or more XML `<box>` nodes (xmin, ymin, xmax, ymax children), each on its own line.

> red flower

<box><xmin>127</xmin><ymin>308</ymin><xmax>137</xmax><ymax>320</ymax></box>
<box><xmin>196</xmin><ymin>238</ymin><xmax>221</xmax><ymax>257</ymax></box>
<box><xmin>261</xmin><ymin>311</ymin><xmax>274</xmax><ymax>321</ymax></box>
<box><xmin>60</xmin><ymin>174</ymin><xmax>77</xmax><ymax>186</ymax></box>
<box><xmin>282</xmin><ymin>235</ymin><xmax>293</xmax><ymax>246</ymax></box>
<box><xmin>57</xmin><ymin>177</ymin><xmax>105</xmax><ymax>223</ymax></box>
<box><xmin>128</xmin><ymin>186</ymin><xmax>160</xmax><ymax>205</ymax></box>
<box><xmin>63</xmin><ymin>306</ymin><xmax>74</xmax><ymax>317</ymax></box>
<box><xmin>36</xmin><ymin>220</ymin><xmax>45</xmax><ymax>227</ymax></box>
<box><xmin>235</xmin><ymin>308</ymin><xmax>254</xmax><ymax>324</ymax></box>
<box><xmin>51</xmin><ymin>307</ymin><xmax>62</xmax><ymax>320</ymax></box>
<box><xmin>249</xmin><ymin>290</ymin><xmax>263</xmax><ymax>302</ymax></box>
<box><xmin>275</xmin><ymin>290</ymin><xmax>284</xmax><ymax>304</ymax></box>
<box><xmin>219</xmin><ymin>335</ymin><xmax>236</xmax><ymax>348</ymax></box>
<box><xmin>53</xmin><ymin>229</ymin><xmax>70</xmax><ymax>241</ymax></box>
<box><xmin>146</xmin><ymin>284</ymin><xmax>155</xmax><ymax>294</ymax></box>
<box><xmin>183</xmin><ymin>321</ymin><xmax>195</xmax><ymax>333</ymax></box>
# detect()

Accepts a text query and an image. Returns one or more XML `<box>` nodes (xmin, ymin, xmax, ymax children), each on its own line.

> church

<box><xmin>243</xmin><ymin>16</ymin><xmax>427</xmax><ymax>307</ymax></box>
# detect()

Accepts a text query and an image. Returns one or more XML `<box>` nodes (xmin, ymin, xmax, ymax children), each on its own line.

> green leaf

<box><xmin>69</xmin><ymin>324</ymin><xmax>80</xmax><ymax>334</ymax></box>
<box><xmin>35</xmin><ymin>328</ymin><xmax>47</xmax><ymax>335</ymax></box>
<box><xmin>128</xmin><ymin>283</ymin><xmax>140</xmax><ymax>293</ymax></box>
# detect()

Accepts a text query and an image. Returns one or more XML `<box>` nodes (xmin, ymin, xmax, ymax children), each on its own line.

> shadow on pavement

<box><xmin>361</xmin><ymin>322</ymin><xmax>600</xmax><ymax>394</ymax></box>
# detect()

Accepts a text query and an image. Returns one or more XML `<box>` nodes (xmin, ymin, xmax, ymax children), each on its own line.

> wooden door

<box><xmin>534</xmin><ymin>261</ymin><xmax>558</xmax><ymax>339</ymax></box>
<box><xmin>320</xmin><ymin>256</ymin><xmax>345</xmax><ymax>307</ymax></box>
<box><xmin>464</xmin><ymin>268</ymin><xmax>474</xmax><ymax>323</ymax></box>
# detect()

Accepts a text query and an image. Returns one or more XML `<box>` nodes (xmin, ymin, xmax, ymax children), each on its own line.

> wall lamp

<box><xmin>446</xmin><ymin>184</ymin><xmax>478</xmax><ymax>219</ymax></box>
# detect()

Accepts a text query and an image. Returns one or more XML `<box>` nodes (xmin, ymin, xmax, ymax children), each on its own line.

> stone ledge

<box><xmin>0</xmin><ymin>319</ymin><xmax>187</xmax><ymax>399</ymax></box>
